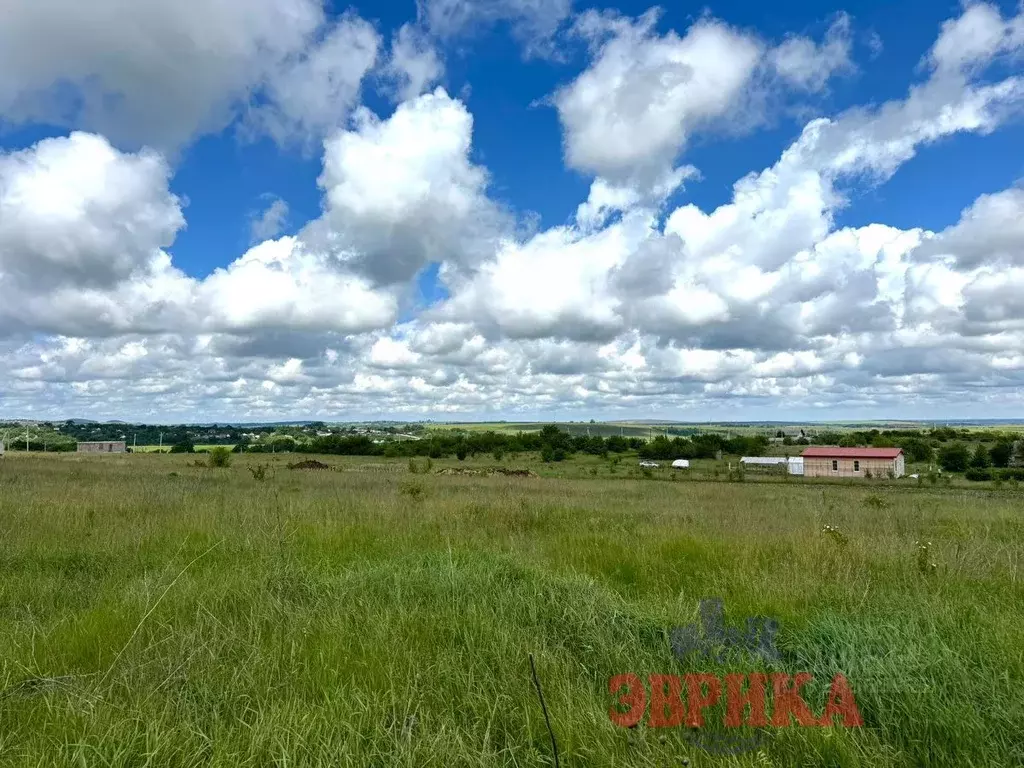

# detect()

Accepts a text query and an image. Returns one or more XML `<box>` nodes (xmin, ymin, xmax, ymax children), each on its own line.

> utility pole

<box><xmin>159</xmin><ymin>432</ymin><xmax>163</xmax><ymax>451</ymax></box>
<box><xmin>25</xmin><ymin>427</ymin><xmax>29</xmax><ymax>452</ymax></box>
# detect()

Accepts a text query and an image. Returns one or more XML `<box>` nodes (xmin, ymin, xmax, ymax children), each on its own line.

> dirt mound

<box><xmin>435</xmin><ymin>466</ymin><xmax>539</xmax><ymax>478</ymax></box>
<box><xmin>288</xmin><ymin>460</ymin><xmax>329</xmax><ymax>470</ymax></box>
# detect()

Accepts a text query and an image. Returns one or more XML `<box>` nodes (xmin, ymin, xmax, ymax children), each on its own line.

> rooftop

<box><xmin>802</xmin><ymin>446</ymin><xmax>903</xmax><ymax>459</ymax></box>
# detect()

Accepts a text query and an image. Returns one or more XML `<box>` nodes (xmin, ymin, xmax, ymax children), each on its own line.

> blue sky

<box><xmin>1</xmin><ymin>0</ymin><xmax>1023</xmax><ymax>422</ymax></box>
<box><xmin>168</xmin><ymin>0</ymin><xmax>1023</xmax><ymax>273</ymax></box>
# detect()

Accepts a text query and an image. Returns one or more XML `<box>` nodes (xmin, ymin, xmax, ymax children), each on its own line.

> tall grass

<box><xmin>0</xmin><ymin>453</ymin><xmax>1022</xmax><ymax>766</ymax></box>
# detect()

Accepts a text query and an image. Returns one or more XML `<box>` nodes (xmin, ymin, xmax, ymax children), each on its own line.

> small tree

<box><xmin>208</xmin><ymin>447</ymin><xmax>232</xmax><ymax>468</ymax></box>
<box><xmin>969</xmin><ymin>444</ymin><xmax>991</xmax><ymax>469</ymax></box>
<box><xmin>456</xmin><ymin>446</ymin><xmax>467</xmax><ymax>461</ymax></box>
<box><xmin>169</xmin><ymin>437</ymin><xmax>194</xmax><ymax>454</ymax></box>
<box><xmin>938</xmin><ymin>443</ymin><xmax>970</xmax><ymax>473</ymax></box>
<box><xmin>902</xmin><ymin>438</ymin><xmax>933</xmax><ymax>463</ymax></box>
<box><xmin>990</xmin><ymin>440</ymin><xmax>1013</xmax><ymax>468</ymax></box>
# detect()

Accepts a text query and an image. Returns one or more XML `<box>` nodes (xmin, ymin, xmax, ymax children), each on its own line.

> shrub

<box><xmin>990</xmin><ymin>441</ymin><xmax>1013</xmax><ymax>468</ymax></box>
<box><xmin>938</xmin><ymin>443</ymin><xmax>970</xmax><ymax>472</ymax></box>
<box><xmin>901</xmin><ymin>438</ymin><xmax>934</xmax><ymax>463</ymax></box>
<box><xmin>821</xmin><ymin>524</ymin><xmax>847</xmax><ymax>549</ymax></box>
<box><xmin>964</xmin><ymin>468</ymin><xmax>992</xmax><ymax>481</ymax></box>
<box><xmin>970</xmin><ymin>444</ymin><xmax>992</xmax><ymax>469</ymax></box>
<box><xmin>400</xmin><ymin>480</ymin><xmax>425</xmax><ymax>500</ymax></box>
<box><xmin>208</xmin><ymin>447</ymin><xmax>232</xmax><ymax>468</ymax></box>
<box><xmin>247</xmin><ymin>464</ymin><xmax>268</xmax><ymax>481</ymax></box>
<box><xmin>864</xmin><ymin>494</ymin><xmax>887</xmax><ymax>509</ymax></box>
<box><xmin>407</xmin><ymin>457</ymin><xmax>433</xmax><ymax>475</ymax></box>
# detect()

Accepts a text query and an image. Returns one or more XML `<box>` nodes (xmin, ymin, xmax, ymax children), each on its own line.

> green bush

<box><xmin>970</xmin><ymin>444</ymin><xmax>992</xmax><ymax>469</ymax></box>
<box><xmin>208</xmin><ymin>447</ymin><xmax>232</xmax><ymax>468</ymax></box>
<box><xmin>938</xmin><ymin>443</ymin><xmax>970</xmax><ymax>472</ymax></box>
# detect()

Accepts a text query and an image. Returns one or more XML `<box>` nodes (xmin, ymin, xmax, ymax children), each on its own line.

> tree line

<box><xmin>234</xmin><ymin>426</ymin><xmax>771</xmax><ymax>462</ymax></box>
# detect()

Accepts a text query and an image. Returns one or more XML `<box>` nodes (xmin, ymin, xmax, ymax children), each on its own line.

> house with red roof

<box><xmin>801</xmin><ymin>446</ymin><xmax>905</xmax><ymax>479</ymax></box>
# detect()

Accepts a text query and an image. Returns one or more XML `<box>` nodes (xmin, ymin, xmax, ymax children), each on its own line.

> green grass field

<box><xmin>1</xmin><ymin>452</ymin><xmax>1022</xmax><ymax>766</ymax></box>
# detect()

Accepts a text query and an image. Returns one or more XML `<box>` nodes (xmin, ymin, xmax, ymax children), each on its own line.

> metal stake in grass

<box><xmin>529</xmin><ymin>653</ymin><xmax>560</xmax><ymax>768</ymax></box>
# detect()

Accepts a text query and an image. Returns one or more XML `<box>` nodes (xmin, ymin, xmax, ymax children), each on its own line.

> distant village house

<box><xmin>77</xmin><ymin>441</ymin><xmax>127</xmax><ymax>454</ymax></box>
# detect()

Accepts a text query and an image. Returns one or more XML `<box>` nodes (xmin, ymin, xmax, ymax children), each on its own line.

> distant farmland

<box><xmin>429</xmin><ymin>422</ymin><xmax>688</xmax><ymax>438</ymax></box>
<box><xmin>430</xmin><ymin>420</ymin><xmax>1024</xmax><ymax>438</ymax></box>
<box><xmin>428</xmin><ymin>422</ymin><xmax>754</xmax><ymax>438</ymax></box>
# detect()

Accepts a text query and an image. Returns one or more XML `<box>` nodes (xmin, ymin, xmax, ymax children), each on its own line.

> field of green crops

<box><xmin>1</xmin><ymin>451</ymin><xmax>1022</xmax><ymax>766</ymax></box>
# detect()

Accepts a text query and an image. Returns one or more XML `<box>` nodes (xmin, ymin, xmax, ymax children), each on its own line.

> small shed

<box><xmin>77</xmin><ymin>441</ymin><xmax>127</xmax><ymax>454</ymax></box>
<box><xmin>671</xmin><ymin>459</ymin><xmax>690</xmax><ymax>469</ymax></box>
